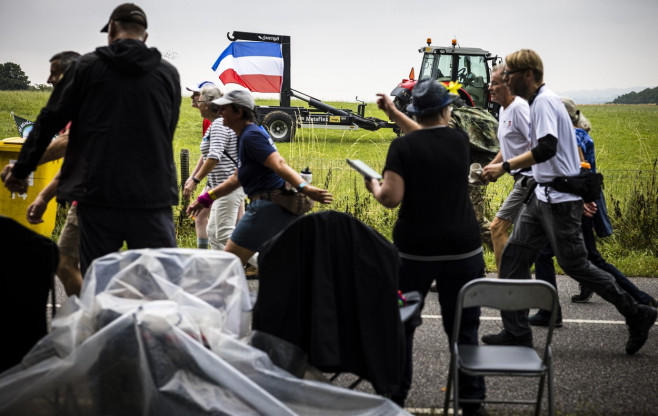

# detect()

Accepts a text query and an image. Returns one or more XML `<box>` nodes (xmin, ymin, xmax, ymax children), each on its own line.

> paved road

<box><xmin>51</xmin><ymin>273</ymin><xmax>658</xmax><ymax>415</ymax></box>
<box><xmin>326</xmin><ymin>274</ymin><xmax>658</xmax><ymax>416</ymax></box>
<box><xmin>398</xmin><ymin>274</ymin><xmax>658</xmax><ymax>415</ymax></box>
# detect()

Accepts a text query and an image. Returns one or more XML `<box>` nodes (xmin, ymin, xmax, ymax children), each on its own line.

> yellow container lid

<box><xmin>0</xmin><ymin>137</ymin><xmax>25</xmax><ymax>152</ymax></box>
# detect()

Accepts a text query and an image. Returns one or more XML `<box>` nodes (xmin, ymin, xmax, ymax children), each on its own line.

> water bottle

<box><xmin>300</xmin><ymin>167</ymin><xmax>312</xmax><ymax>184</ymax></box>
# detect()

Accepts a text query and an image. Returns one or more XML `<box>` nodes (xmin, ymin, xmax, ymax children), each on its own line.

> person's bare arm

<box><xmin>183</xmin><ymin>156</ymin><xmax>204</xmax><ymax>200</ymax></box>
<box><xmin>376</xmin><ymin>93</ymin><xmax>420</xmax><ymax>135</ymax></box>
<box><xmin>263</xmin><ymin>152</ymin><xmax>333</xmax><ymax>204</ymax></box>
<box><xmin>38</xmin><ymin>132</ymin><xmax>68</xmax><ymax>165</ymax></box>
<box><xmin>487</xmin><ymin>150</ymin><xmax>503</xmax><ymax>166</ymax></box>
<box><xmin>482</xmin><ymin>150</ymin><xmax>536</xmax><ymax>182</ymax></box>
<box><xmin>194</xmin><ymin>158</ymin><xmax>219</xmax><ymax>182</ymax></box>
<box><xmin>365</xmin><ymin>170</ymin><xmax>404</xmax><ymax>208</ymax></box>
<box><xmin>26</xmin><ymin>170</ymin><xmax>61</xmax><ymax>224</ymax></box>
<box><xmin>186</xmin><ymin>170</ymin><xmax>241</xmax><ymax>217</ymax></box>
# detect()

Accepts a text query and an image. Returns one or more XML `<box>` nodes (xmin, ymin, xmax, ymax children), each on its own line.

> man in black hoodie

<box><xmin>2</xmin><ymin>3</ymin><xmax>181</xmax><ymax>274</ymax></box>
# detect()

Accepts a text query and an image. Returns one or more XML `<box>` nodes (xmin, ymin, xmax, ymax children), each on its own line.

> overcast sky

<box><xmin>2</xmin><ymin>0</ymin><xmax>657</xmax><ymax>102</ymax></box>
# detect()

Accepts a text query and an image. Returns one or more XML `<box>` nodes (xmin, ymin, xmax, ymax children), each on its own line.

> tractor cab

<box><xmin>392</xmin><ymin>38</ymin><xmax>500</xmax><ymax>116</ymax></box>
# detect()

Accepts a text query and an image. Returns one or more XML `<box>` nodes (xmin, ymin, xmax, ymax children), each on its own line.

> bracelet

<box><xmin>296</xmin><ymin>181</ymin><xmax>308</xmax><ymax>192</ymax></box>
<box><xmin>192</xmin><ymin>177</ymin><xmax>200</xmax><ymax>184</ymax></box>
<box><xmin>208</xmin><ymin>189</ymin><xmax>218</xmax><ymax>200</ymax></box>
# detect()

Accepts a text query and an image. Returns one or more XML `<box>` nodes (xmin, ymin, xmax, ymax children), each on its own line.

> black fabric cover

<box><xmin>252</xmin><ymin>211</ymin><xmax>405</xmax><ymax>395</ymax></box>
<box><xmin>0</xmin><ymin>216</ymin><xmax>58</xmax><ymax>373</ymax></box>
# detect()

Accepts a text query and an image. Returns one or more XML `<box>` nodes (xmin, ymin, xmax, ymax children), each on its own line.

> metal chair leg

<box><xmin>535</xmin><ymin>374</ymin><xmax>545</xmax><ymax>416</ymax></box>
<box><xmin>548</xmin><ymin>359</ymin><xmax>555</xmax><ymax>416</ymax></box>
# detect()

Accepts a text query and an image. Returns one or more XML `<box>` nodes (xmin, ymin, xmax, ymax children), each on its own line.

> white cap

<box><xmin>186</xmin><ymin>81</ymin><xmax>215</xmax><ymax>92</ymax></box>
<box><xmin>212</xmin><ymin>89</ymin><xmax>255</xmax><ymax>110</ymax></box>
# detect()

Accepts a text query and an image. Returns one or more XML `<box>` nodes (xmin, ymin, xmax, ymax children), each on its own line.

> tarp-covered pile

<box><xmin>0</xmin><ymin>248</ymin><xmax>408</xmax><ymax>415</ymax></box>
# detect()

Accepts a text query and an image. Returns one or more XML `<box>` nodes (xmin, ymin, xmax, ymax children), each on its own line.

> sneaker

<box><xmin>571</xmin><ymin>283</ymin><xmax>594</xmax><ymax>303</ymax></box>
<box><xmin>626</xmin><ymin>305</ymin><xmax>657</xmax><ymax>355</ymax></box>
<box><xmin>529</xmin><ymin>309</ymin><xmax>563</xmax><ymax>328</ymax></box>
<box><xmin>481</xmin><ymin>329</ymin><xmax>533</xmax><ymax>347</ymax></box>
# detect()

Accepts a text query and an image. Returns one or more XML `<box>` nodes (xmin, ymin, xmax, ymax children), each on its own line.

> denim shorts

<box><xmin>230</xmin><ymin>199</ymin><xmax>298</xmax><ymax>252</ymax></box>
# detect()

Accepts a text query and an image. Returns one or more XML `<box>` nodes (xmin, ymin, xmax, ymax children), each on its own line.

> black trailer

<box><xmin>227</xmin><ymin>31</ymin><xmax>396</xmax><ymax>142</ymax></box>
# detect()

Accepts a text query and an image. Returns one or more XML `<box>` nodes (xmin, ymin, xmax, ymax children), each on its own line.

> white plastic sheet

<box><xmin>0</xmin><ymin>248</ymin><xmax>408</xmax><ymax>415</ymax></box>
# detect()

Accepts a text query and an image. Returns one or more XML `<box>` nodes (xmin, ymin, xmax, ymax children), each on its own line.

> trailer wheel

<box><xmin>263</xmin><ymin>111</ymin><xmax>296</xmax><ymax>142</ymax></box>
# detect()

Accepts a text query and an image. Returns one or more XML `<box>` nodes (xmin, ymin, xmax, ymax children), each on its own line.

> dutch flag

<box><xmin>211</xmin><ymin>42</ymin><xmax>283</xmax><ymax>93</ymax></box>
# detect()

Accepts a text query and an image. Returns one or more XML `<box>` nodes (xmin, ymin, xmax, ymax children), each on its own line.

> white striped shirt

<box><xmin>200</xmin><ymin>117</ymin><xmax>239</xmax><ymax>188</ymax></box>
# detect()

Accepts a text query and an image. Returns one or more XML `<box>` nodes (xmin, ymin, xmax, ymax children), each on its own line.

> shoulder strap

<box><xmin>223</xmin><ymin>149</ymin><xmax>238</xmax><ymax>167</ymax></box>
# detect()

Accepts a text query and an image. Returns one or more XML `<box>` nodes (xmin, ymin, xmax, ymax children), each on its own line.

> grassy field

<box><xmin>2</xmin><ymin>91</ymin><xmax>657</xmax><ymax>276</ymax></box>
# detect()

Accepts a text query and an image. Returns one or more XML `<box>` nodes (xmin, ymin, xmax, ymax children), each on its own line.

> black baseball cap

<box><xmin>100</xmin><ymin>3</ymin><xmax>148</xmax><ymax>33</ymax></box>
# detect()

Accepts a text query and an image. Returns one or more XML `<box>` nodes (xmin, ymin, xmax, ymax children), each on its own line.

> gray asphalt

<box><xmin>396</xmin><ymin>274</ymin><xmax>658</xmax><ymax>416</ymax></box>
<box><xmin>50</xmin><ymin>274</ymin><xmax>658</xmax><ymax>416</ymax></box>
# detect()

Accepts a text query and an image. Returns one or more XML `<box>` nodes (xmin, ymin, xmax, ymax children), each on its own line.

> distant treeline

<box><xmin>611</xmin><ymin>86</ymin><xmax>658</xmax><ymax>104</ymax></box>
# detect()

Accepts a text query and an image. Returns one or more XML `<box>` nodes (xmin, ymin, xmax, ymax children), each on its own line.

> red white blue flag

<box><xmin>211</xmin><ymin>42</ymin><xmax>283</xmax><ymax>93</ymax></box>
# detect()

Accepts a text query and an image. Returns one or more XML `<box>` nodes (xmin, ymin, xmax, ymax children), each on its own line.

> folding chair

<box><xmin>252</xmin><ymin>211</ymin><xmax>420</xmax><ymax>396</ymax></box>
<box><xmin>444</xmin><ymin>278</ymin><xmax>558</xmax><ymax>416</ymax></box>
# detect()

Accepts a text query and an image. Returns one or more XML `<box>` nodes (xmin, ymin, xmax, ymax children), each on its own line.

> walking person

<box><xmin>369</xmin><ymin>79</ymin><xmax>487</xmax><ymax>415</ymax></box>
<box><xmin>187</xmin><ymin>89</ymin><xmax>332</xmax><ymax>265</ymax></box>
<box><xmin>2</xmin><ymin>3</ymin><xmax>180</xmax><ymax>275</ymax></box>
<box><xmin>184</xmin><ymin>80</ymin><xmax>215</xmax><ymax>249</ymax></box>
<box><xmin>20</xmin><ymin>51</ymin><xmax>83</xmax><ymax>296</ymax></box>
<box><xmin>182</xmin><ymin>84</ymin><xmax>245</xmax><ymax>251</ymax></box>
<box><xmin>481</xmin><ymin>49</ymin><xmax>656</xmax><ymax>355</ymax></box>
<box><xmin>529</xmin><ymin>97</ymin><xmax>657</xmax><ymax>326</ymax></box>
<box><xmin>484</xmin><ymin>64</ymin><xmax>534</xmax><ymax>272</ymax></box>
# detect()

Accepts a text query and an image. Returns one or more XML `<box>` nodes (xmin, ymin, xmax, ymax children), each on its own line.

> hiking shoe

<box><xmin>626</xmin><ymin>305</ymin><xmax>657</xmax><ymax>355</ymax></box>
<box><xmin>529</xmin><ymin>309</ymin><xmax>563</xmax><ymax>328</ymax></box>
<box><xmin>481</xmin><ymin>329</ymin><xmax>533</xmax><ymax>347</ymax></box>
<box><xmin>571</xmin><ymin>283</ymin><xmax>594</xmax><ymax>303</ymax></box>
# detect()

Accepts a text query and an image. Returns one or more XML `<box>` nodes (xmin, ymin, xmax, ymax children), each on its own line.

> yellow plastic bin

<box><xmin>0</xmin><ymin>137</ymin><xmax>61</xmax><ymax>237</ymax></box>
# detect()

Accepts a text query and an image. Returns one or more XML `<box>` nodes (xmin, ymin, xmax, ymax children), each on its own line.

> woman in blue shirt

<box><xmin>187</xmin><ymin>89</ymin><xmax>333</xmax><ymax>265</ymax></box>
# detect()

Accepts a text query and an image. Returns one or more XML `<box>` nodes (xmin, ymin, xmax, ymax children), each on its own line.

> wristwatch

<box><xmin>502</xmin><ymin>161</ymin><xmax>511</xmax><ymax>174</ymax></box>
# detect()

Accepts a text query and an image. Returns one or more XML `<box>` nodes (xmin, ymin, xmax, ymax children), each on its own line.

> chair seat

<box><xmin>459</xmin><ymin>345</ymin><xmax>547</xmax><ymax>374</ymax></box>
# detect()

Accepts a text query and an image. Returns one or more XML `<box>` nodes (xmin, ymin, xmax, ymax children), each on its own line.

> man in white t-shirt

<box><xmin>481</xmin><ymin>49</ymin><xmax>656</xmax><ymax>355</ymax></box>
<box><xmin>485</xmin><ymin>65</ymin><xmax>534</xmax><ymax>272</ymax></box>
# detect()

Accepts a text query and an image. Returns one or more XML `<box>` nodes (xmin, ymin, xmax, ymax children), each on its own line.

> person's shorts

<box><xmin>230</xmin><ymin>199</ymin><xmax>298</xmax><ymax>252</ymax></box>
<box><xmin>496</xmin><ymin>175</ymin><xmax>536</xmax><ymax>223</ymax></box>
<box><xmin>57</xmin><ymin>204</ymin><xmax>79</xmax><ymax>259</ymax></box>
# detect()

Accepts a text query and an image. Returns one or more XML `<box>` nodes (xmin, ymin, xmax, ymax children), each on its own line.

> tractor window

<box><xmin>458</xmin><ymin>55</ymin><xmax>488</xmax><ymax>108</ymax></box>
<box><xmin>418</xmin><ymin>53</ymin><xmax>435</xmax><ymax>80</ymax></box>
<box><xmin>435</xmin><ymin>54</ymin><xmax>452</xmax><ymax>82</ymax></box>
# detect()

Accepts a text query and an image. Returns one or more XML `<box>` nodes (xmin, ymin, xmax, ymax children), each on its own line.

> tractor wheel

<box><xmin>262</xmin><ymin>111</ymin><xmax>296</xmax><ymax>142</ymax></box>
<box><xmin>393</xmin><ymin>96</ymin><xmax>409</xmax><ymax>112</ymax></box>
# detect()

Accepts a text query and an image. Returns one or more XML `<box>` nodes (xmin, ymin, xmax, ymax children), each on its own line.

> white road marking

<box><xmin>422</xmin><ymin>314</ymin><xmax>627</xmax><ymax>325</ymax></box>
